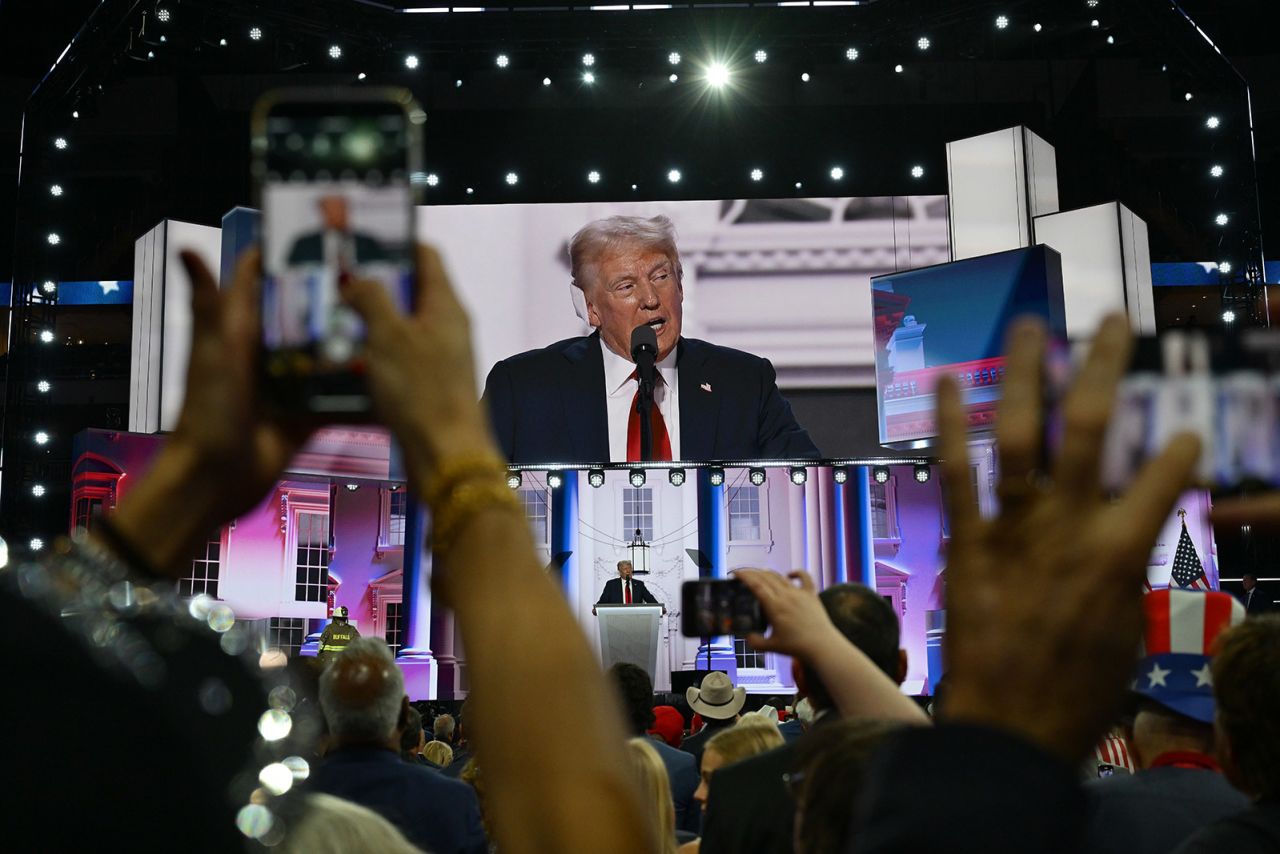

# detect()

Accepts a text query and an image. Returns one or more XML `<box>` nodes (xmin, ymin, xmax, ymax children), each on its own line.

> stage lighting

<box><xmin>800</xmin><ymin>72</ymin><xmax>811</xmax><ymax>82</ymax></box>
<box><xmin>833</xmin><ymin>466</ymin><xmax>849</xmax><ymax>484</ymax></box>
<box><xmin>328</xmin><ymin>45</ymin><xmax>342</xmax><ymax>59</ymax></box>
<box><xmin>1206</xmin><ymin>116</ymin><xmax>1220</xmax><ymax>129</ymax></box>
<box><xmin>749</xmin><ymin>468</ymin><xmax>767</xmax><ymax>486</ymax></box>
<box><xmin>582</xmin><ymin>53</ymin><xmax>596</xmax><ymax>67</ymax></box>
<box><xmin>1033</xmin><ymin>22</ymin><xmax>1042</xmax><ymax>32</ymax></box>
<box><xmin>583</xmin><ymin>71</ymin><xmax>596</xmax><ymax>84</ymax></box>
<box><xmin>32</xmin><ymin>485</ymin><xmax>46</xmax><ymax>498</ymax></box>
<box><xmin>405</xmin><ymin>54</ymin><xmax>420</xmax><ymax>70</ymax></box>
<box><xmin>668</xmin><ymin>51</ymin><xmax>681</xmax><ymax>65</ymax></box>
<box><xmin>505</xmin><ymin>172</ymin><xmax>518</xmax><ymax>185</ymax></box>
<box><xmin>706</xmin><ymin>62</ymin><xmax>730</xmax><ymax>88</ymax></box>
<box><xmin>54</xmin><ymin>137</ymin><xmax>67</xmax><ymax>150</ymax></box>
<box><xmin>34</xmin><ymin>431</ymin><xmax>50</xmax><ymax>445</ymax></box>
<box><xmin>708</xmin><ymin>467</ymin><xmax>725</xmax><ymax>486</ymax></box>
<box><xmin>668</xmin><ymin>468</ymin><xmax>686</xmax><ymax>487</ymax></box>
<box><xmin>356</xmin><ymin>72</ymin><xmax>367</xmax><ymax>81</ymax></box>
<box><xmin>755</xmin><ymin>50</ymin><xmax>767</xmax><ymax>63</ymax></box>
<box><xmin>507</xmin><ymin>472</ymin><xmax>522</xmax><ymax>489</ymax></box>
<box><xmin>1210</xmin><ymin>164</ymin><xmax>1224</xmax><ymax>178</ymax></box>
<box><xmin>911</xmin><ymin>165</ymin><xmax>924</xmax><ymax>178</ymax></box>
<box><xmin>249</xmin><ymin>26</ymin><xmax>262</xmax><ymax>40</ymax></box>
<box><xmin>830</xmin><ymin>166</ymin><xmax>844</xmax><ymax>180</ymax></box>
<box><xmin>1223</xmin><ymin>310</ymin><xmax>1236</xmax><ymax>324</ymax></box>
<box><xmin>845</xmin><ymin>47</ymin><xmax>859</xmax><ymax>60</ymax></box>
<box><xmin>914</xmin><ymin>464</ymin><xmax>931</xmax><ymax>483</ymax></box>
<box><xmin>750</xmin><ymin>168</ymin><xmax>763</xmax><ymax>182</ymax></box>
<box><xmin>47</xmin><ymin>233</ymin><xmax>60</xmax><ymax>245</ymax></box>
<box><xmin>50</xmin><ymin>184</ymin><xmax>63</xmax><ymax>197</ymax></box>
<box><xmin>588</xmin><ymin>170</ymin><xmax>601</xmax><ymax>183</ymax></box>
<box><xmin>41</xmin><ymin>280</ymin><xmax>57</xmax><ymax>294</ymax></box>
<box><xmin>669</xmin><ymin>73</ymin><xmax>678</xmax><ymax>83</ymax></box>
<box><xmin>30</xmin><ymin>538</ymin><xmax>44</xmax><ymax>552</ymax></box>
<box><xmin>1106</xmin><ymin>35</ymin><xmax>1115</xmax><ymax>45</ymax></box>
<box><xmin>668</xmin><ymin>169</ymin><xmax>681</xmax><ymax>183</ymax></box>
<box><xmin>543</xmin><ymin>77</ymin><xmax>551</xmax><ymax>86</ymax></box>
<box><xmin>218</xmin><ymin>38</ymin><xmax>226</xmax><ymax>47</ymax></box>
<box><xmin>894</xmin><ymin>64</ymin><xmax>904</xmax><ymax>73</ymax></box>
<box><xmin>156</xmin><ymin>7</ymin><xmax>170</xmax><ymax>22</ymax></box>
<box><xmin>1216</xmin><ymin>213</ymin><xmax>1229</xmax><ymax>226</ymax></box>
<box><xmin>1090</xmin><ymin>19</ymin><xmax>1100</xmax><ymax>28</ymax></box>
<box><xmin>1219</xmin><ymin>261</ymin><xmax>1233</xmax><ymax>274</ymax></box>
<box><xmin>1087</xmin><ymin>0</ymin><xmax>1099</xmax><ymax>6</ymax></box>
<box><xmin>995</xmin><ymin>15</ymin><xmax>1009</xmax><ymax>29</ymax></box>
<box><xmin>629</xmin><ymin>469</ymin><xmax>647</xmax><ymax>488</ymax></box>
<box><xmin>146</xmin><ymin>50</ymin><xmax>155</xmax><ymax>59</ymax></box>
<box><xmin>496</xmin><ymin>53</ymin><xmax>509</xmax><ymax>68</ymax></box>
<box><xmin>872</xmin><ymin>466</ymin><xmax>890</xmax><ymax>484</ymax></box>
<box><xmin>795</xmin><ymin>182</ymin><xmax>802</xmax><ymax>189</ymax></box>
<box><xmin>1184</xmin><ymin>92</ymin><xmax>1194</xmax><ymax>101</ymax></box>
<box><xmin>466</xmin><ymin>187</ymin><xmax>474</xmax><ymax>195</ymax></box>
<box><xmin>426</xmin><ymin>173</ymin><xmax>439</xmax><ymax>186</ymax></box>
<box><xmin>588</xmin><ymin>469</ymin><xmax>606</xmax><ymax>488</ymax></box>
<box><xmin>789</xmin><ymin>467</ymin><xmax>807</xmax><ymax>485</ymax></box>
<box><xmin>917</xmin><ymin>36</ymin><xmax>930</xmax><ymax>50</ymax></box>
<box><xmin>547</xmin><ymin>471</ymin><xmax>564</xmax><ymax>489</ymax></box>
<box><xmin>37</xmin><ymin>380</ymin><xmax>51</xmax><ymax>393</ymax></box>
<box><xmin>344</xmin><ymin>483</ymin><xmax>359</xmax><ymax>491</ymax></box>
<box><xmin>72</xmin><ymin>110</ymin><xmax>79</xmax><ymax>119</ymax></box>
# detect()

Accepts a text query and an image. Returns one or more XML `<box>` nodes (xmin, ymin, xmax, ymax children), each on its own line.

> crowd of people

<box><xmin>5</xmin><ymin>242</ymin><xmax>1280</xmax><ymax>853</ymax></box>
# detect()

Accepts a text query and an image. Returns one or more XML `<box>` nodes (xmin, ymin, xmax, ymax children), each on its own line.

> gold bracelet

<box><xmin>431</xmin><ymin>477</ymin><xmax>524</xmax><ymax>556</ymax></box>
<box><xmin>424</xmin><ymin>454</ymin><xmax>511</xmax><ymax>509</ymax></box>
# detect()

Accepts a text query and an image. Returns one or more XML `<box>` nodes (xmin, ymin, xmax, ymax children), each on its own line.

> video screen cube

<box><xmin>872</xmin><ymin>245</ymin><xmax>1066</xmax><ymax>448</ymax></box>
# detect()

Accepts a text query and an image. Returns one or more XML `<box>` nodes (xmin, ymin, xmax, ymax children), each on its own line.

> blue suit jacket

<box><xmin>482</xmin><ymin>332</ymin><xmax>820</xmax><ymax>463</ymax></box>
<box><xmin>308</xmin><ymin>747</ymin><xmax>487</xmax><ymax>854</ymax></box>
<box><xmin>651</xmin><ymin>737</ymin><xmax>701</xmax><ymax>835</ymax></box>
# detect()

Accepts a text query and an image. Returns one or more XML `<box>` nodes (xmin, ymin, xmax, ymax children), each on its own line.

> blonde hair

<box><xmin>568</xmin><ymin>215</ymin><xmax>682</xmax><ymax>293</ymax></box>
<box><xmin>282</xmin><ymin>793</ymin><xmax>426</xmax><ymax>854</ymax></box>
<box><xmin>705</xmin><ymin>720</ymin><xmax>784</xmax><ymax>767</ymax></box>
<box><xmin>627</xmin><ymin>738</ymin><xmax>678</xmax><ymax>854</ymax></box>
<box><xmin>422</xmin><ymin>740</ymin><xmax>453</xmax><ymax>767</ymax></box>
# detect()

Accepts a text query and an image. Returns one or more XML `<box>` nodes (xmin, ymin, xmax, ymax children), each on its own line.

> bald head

<box><xmin>319</xmin><ymin>637</ymin><xmax>407</xmax><ymax>748</ymax></box>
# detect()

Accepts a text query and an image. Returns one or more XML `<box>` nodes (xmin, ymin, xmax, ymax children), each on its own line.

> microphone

<box><xmin>631</xmin><ymin>324</ymin><xmax>659</xmax><ymax>389</ymax></box>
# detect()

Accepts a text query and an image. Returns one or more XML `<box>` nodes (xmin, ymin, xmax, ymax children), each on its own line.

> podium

<box><xmin>596</xmin><ymin>604</ymin><xmax>663</xmax><ymax>682</ymax></box>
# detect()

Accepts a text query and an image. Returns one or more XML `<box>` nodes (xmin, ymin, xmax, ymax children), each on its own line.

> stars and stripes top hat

<box><xmin>1136</xmin><ymin>588</ymin><xmax>1245</xmax><ymax>723</ymax></box>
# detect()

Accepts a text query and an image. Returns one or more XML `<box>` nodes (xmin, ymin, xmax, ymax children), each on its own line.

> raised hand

<box><xmin>938</xmin><ymin>315</ymin><xmax>1200</xmax><ymax>761</ymax></box>
<box><xmin>110</xmin><ymin>249</ymin><xmax>312</xmax><ymax>574</ymax></box>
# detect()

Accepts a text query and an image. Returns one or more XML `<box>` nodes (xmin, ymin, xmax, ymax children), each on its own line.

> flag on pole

<box><xmin>1170</xmin><ymin>510</ymin><xmax>1210</xmax><ymax>590</ymax></box>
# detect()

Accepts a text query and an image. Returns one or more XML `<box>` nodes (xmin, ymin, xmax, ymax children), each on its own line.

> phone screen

<box><xmin>258</xmin><ymin>97</ymin><xmax>416</xmax><ymax>410</ymax></box>
<box><xmin>681</xmin><ymin>579</ymin><xmax>768</xmax><ymax>637</ymax></box>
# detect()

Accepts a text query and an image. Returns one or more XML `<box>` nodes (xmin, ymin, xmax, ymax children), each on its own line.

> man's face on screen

<box><xmin>585</xmin><ymin>241</ymin><xmax>683</xmax><ymax>362</ymax></box>
<box><xmin>618</xmin><ymin>562</ymin><xmax>634</xmax><ymax>580</ymax></box>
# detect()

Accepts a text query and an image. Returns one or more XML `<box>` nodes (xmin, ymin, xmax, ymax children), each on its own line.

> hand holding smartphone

<box><xmin>251</xmin><ymin>88</ymin><xmax>423</xmax><ymax>417</ymax></box>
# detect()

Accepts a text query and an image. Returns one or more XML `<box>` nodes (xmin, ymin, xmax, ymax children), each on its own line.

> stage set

<box><xmin>66</xmin><ymin>124</ymin><xmax>1221</xmax><ymax>700</ymax></box>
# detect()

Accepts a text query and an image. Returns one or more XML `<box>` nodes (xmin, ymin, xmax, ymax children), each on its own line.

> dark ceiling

<box><xmin>1</xmin><ymin>0</ymin><xmax>1275</xmax><ymax>285</ymax></box>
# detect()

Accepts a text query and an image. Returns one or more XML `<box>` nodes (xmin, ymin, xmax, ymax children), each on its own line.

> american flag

<box><xmin>1171</xmin><ymin>513</ymin><xmax>1210</xmax><ymax>590</ymax></box>
<box><xmin>1094</xmin><ymin>731</ymin><xmax>1136</xmax><ymax>774</ymax></box>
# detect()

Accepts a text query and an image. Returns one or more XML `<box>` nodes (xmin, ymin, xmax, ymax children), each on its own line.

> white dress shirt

<box><xmin>602</xmin><ymin>341</ymin><xmax>681</xmax><ymax>462</ymax></box>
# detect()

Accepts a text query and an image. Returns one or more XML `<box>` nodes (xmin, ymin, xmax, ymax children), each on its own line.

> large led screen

<box><xmin>871</xmin><ymin>245</ymin><xmax>1066</xmax><ymax>447</ymax></box>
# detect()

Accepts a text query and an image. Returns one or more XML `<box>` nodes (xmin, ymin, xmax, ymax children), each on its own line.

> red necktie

<box><xmin>627</xmin><ymin>376</ymin><xmax>673</xmax><ymax>462</ymax></box>
<box><xmin>624</xmin><ymin>580</ymin><xmax>632</xmax><ymax>604</ymax></box>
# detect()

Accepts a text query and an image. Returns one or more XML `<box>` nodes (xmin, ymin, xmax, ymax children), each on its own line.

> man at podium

<box><xmin>593</xmin><ymin>560</ymin><xmax>665</xmax><ymax>616</ymax></box>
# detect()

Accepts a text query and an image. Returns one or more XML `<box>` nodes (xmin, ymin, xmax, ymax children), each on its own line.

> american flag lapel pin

<box><xmin>700</xmin><ymin>382</ymin><xmax>713</xmax><ymax>392</ymax></box>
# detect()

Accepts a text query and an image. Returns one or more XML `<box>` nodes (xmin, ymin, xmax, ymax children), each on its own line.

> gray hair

<box><xmin>433</xmin><ymin>713</ymin><xmax>456</xmax><ymax>741</ymax></box>
<box><xmin>568</xmin><ymin>215</ymin><xmax>682</xmax><ymax>293</ymax></box>
<box><xmin>318</xmin><ymin>637</ymin><xmax>405</xmax><ymax>743</ymax></box>
<box><xmin>282</xmin><ymin>794</ymin><xmax>426</xmax><ymax>854</ymax></box>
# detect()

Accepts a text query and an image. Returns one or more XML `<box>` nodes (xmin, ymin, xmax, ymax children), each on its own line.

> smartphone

<box><xmin>681</xmin><ymin>579</ymin><xmax>768</xmax><ymax>638</ymax></box>
<box><xmin>1092</xmin><ymin>329</ymin><xmax>1280</xmax><ymax>492</ymax></box>
<box><xmin>251</xmin><ymin>88</ymin><xmax>423</xmax><ymax>416</ymax></box>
